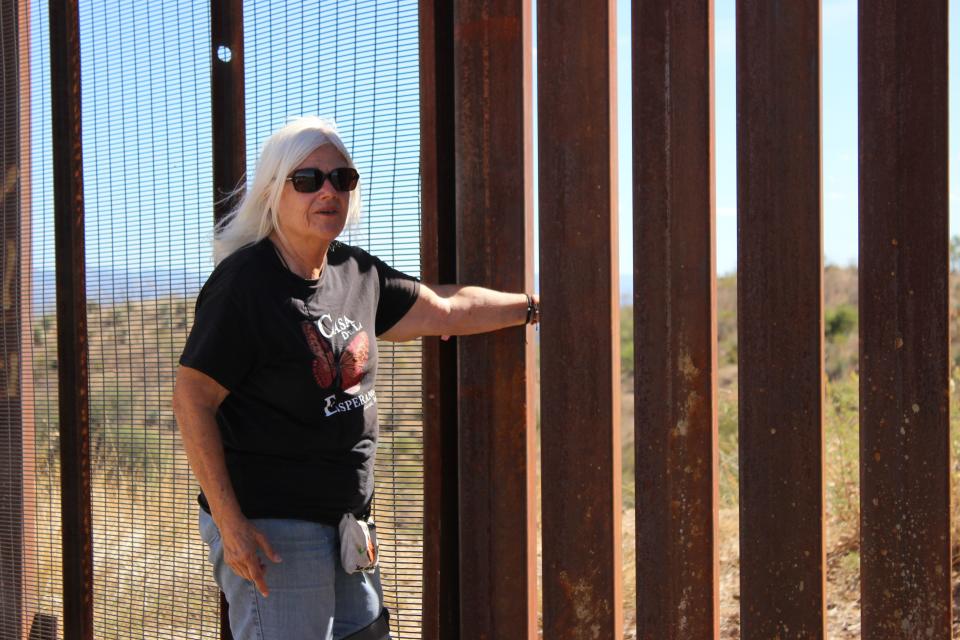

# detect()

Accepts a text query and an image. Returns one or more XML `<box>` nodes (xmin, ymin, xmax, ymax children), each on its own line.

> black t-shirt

<box><xmin>179</xmin><ymin>238</ymin><xmax>420</xmax><ymax>524</ymax></box>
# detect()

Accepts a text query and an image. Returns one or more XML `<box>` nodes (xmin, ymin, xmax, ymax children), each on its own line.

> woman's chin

<box><xmin>295</xmin><ymin>223</ymin><xmax>346</xmax><ymax>244</ymax></box>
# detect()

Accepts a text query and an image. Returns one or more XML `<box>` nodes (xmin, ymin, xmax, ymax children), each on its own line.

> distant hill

<box><xmin>620</xmin><ymin>266</ymin><xmax>865</xmax><ymax>385</ymax></box>
<box><xmin>31</xmin><ymin>269</ymin><xmax>205</xmax><ymax>312</ymax></box>
<box><xmin>619</xmin><ymin>265</ymin><xmax>859</xmax><ymax>308</ymax></box>
<box><xmin>28</xmin><ymin>265</ymin><xmax>861</xmax><ymax>316</ymax></box>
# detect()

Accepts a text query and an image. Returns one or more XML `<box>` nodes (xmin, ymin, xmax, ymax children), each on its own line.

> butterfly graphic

<box><xmin>301</xmin><ymin>321</ymin><xmax>370</xmax><ymax>393</ymax></box>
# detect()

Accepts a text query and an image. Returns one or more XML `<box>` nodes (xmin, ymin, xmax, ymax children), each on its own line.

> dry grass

<box><xmin>23</xmin><ymin>265</ymin><xmax>960</xmax><ymax>639</ymax></box>
<box><xmin>29</xmin><ymin>446</ymin><xmax>221</xmax><ymax>639</ymax></box>
<box><xmin>27</xmin><ymin>427</ymin><xmax>425</xmax><ymax>640</ymax></box>
<box><xmin>24</xmin><ymin>298</ymin><xmax>426</xmax><ymax>639</ymax></box>
<box><xmin>616</xmin><ymin>266</ymin><xmax>960</xmax><ymax>638</ymax></box>
<box><xmin>616</xmin><ymin>375</ymin><xmax>871</xmax><ymax>639</ymax></box>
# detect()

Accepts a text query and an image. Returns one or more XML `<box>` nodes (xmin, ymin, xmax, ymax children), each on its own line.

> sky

<box><xmin>30</xmin><ymin>0</ymin><xmax>422</xmax><ymax>284</ymax></box>
<box><xmin>28</xmin><ymin>0</ymin><xmax>960</xmax><ymax>286</ymax></box>
<box><xmin>614</xmin><ymin>0</ymin><xmax>960</xmax><ymax>278</ymax></box>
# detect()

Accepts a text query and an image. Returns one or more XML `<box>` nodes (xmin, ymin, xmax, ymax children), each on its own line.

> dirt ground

<box><xmin>714</xmin><ymin>508</ymin><xmax>863</xmax><ymax>640</ymax></box>
<box><xmin>620</xmin><ymin>506</ymin><xmax>960</xmax><ymax>639</ymax></box>
<box><xmin>618</xmin><ymin>506</ymin><xmax>862</xmax><ymax>639</ymax></box>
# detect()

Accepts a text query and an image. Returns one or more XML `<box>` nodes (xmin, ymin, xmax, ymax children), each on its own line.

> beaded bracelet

<box><xmin>525</xmin><ymin>294</ymin><xmax>540</xmax><ymax>325</ymax></box>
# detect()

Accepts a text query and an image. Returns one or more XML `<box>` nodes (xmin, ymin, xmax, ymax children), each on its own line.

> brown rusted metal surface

<box><xmin>419</xmin><ymin>1</ymin><xmax>460</xmax><ymax>637</ymax></box>
<box><xmin>10</xmin><ymin>3</ymin><xmax>41</xmax><ymax>638</ymax></box>
<box><xmin>210</xmin><ymin>1</ymin><xmax>244</xmax><ymax>637</ymax></box>
<box><xmin>633</xmin><ymin>2</ymin><xmax>718</xmax><ymax>638</ymax></box>
<box><xmin>858</xmin><ymin>2</ymin><xmax>951</xmax><ymax>638</ymax></box>
<box><xmin>49</xmin><ymin>0</ymin><xmax>93</xmax><ymax>638</ymax></box>
<box><xmin>18</xmin><ymin>3</ymin><xmax>40</xmax><ymax>637</ymax></box>
<box><xmin>453</xmin><ymin>1</ymin><xmax>536</xmax><ymax>638</ymax></box>
<box><xmin>1</xmin><ymin>0</ymin><xmax>25</xmax><ymax>635</ymax></box>
<box><xmin>537</xmin><ymin>0</ymin><xmax>621</xmax><ymax>638</ymax></box>
<box><xmin>211</xmin><ymin>0</ymin><xmax>245</xmax><ymax>222</ymax></box>
<box><xmin>736</xmin><ymin>2</ymin><xmax>824</xmax><ymax>638</ymax></box>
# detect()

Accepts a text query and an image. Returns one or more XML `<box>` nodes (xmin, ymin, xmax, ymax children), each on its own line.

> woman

<box><xmin>172</xmin><ymin>116</ymin><xmax>538</xmax><ymax>640</ymax></box>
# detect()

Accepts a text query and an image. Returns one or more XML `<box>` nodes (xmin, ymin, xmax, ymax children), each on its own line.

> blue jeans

<box><xmin>199</xmin><ymin>509</ymin><xmax>388</xmax><ymax>639</ymax></box>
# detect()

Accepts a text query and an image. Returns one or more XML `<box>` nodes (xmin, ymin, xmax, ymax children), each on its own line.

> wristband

<box><xmin>525</xmin><ymin>294</ymin><xmax>540</xmax><ymax>325</ymax></box>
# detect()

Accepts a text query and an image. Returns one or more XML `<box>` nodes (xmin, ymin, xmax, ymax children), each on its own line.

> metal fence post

<box><xmin>420</xmin><ymin>0</ymin><xmax>461</xmax><ymax>635</ymax></box>
<box><xmin>49</xmin><ymin>0</ymin><xmax>93</xmax><ymax>637</ymax></box>
<box><xmin>210</xmin><ymin>0</ymin><xmax>245</xmax><ymax>636</ymax></box>
<box><xmin>736</xmin><ymin>2</ymin><xmax>824</xmax><ymax>638</ymax></box>
<box><xmin>538</xmin><ymin>0</ymin><xmax>622</xmax><ymax>637</ymax></box>
<box><xmin>859</xmin><ymin>2</ymin><xmax>951</xmax><ymax>637</ymax></box>
<box><xmin>633</xmin><ymin>2</ymin><xmax>718</xmax><ymax>637</ymax></box>
<box><xmin>1</xmin><ymin>0</ymin><xmax>27</xmax><ymax>636</ymax></box>
<box><xmin>453</xmin><ymin>1</ymin><xmax>537</xmax><ymax>637</ymax></box>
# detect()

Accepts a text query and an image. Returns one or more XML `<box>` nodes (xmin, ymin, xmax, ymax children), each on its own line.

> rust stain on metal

<box><xmin>453</xmin><ymin>15</ymin><xmax>519</xmax><ymax>41</ymax></box>
<box><xmin>454</xmin><ymin>3</ymin><xmax>535</xmax><ymax>637</ymax></box>
<box><xmin>556</xmin><ymin>570</ymin><xmax>612</xmax><ymax>640</ymax></box>
<box><xmin>673</xmin><ymin>387</ymin><xmax>703</xmax><ymax>438</ymax></box>
<box><xmin>634</xmin><ymin>1</ymin><xmax>717</xmax><ymax>638</ymax></box>
<box><xmin>539</xmin><ymin>0</ymin><xmax>621</xmax><ymax>638</ymax></box>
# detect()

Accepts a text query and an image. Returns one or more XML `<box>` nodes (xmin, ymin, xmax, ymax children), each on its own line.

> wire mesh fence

<box><xmin>2</xmin><ymin>0</ymin><xmax>423</xmax><ymax>637</ymax></box>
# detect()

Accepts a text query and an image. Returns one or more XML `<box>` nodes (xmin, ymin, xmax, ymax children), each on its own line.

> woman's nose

<box><xmin>315</xmin><ymin>177</ymin><xmax>339</xmax><ymax>198</ymax></box>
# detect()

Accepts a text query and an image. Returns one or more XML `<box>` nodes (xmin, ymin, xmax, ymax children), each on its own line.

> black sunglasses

<box><xmin>286</xmin><ymin>167</ymin><xmax>360</xmax><ymax>193</ymax></box>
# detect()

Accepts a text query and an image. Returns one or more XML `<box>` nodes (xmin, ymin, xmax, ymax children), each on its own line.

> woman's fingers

<box><xmin>255</xmin><ymin>530</ymin><xmax>283</xmax><ymax>564</ymax></box>
<box><xmin>248</xmin><ymin>560</ymin><xmax>270</xmax><ymax>598</ymax></box>
<box><xmin>222</xmin><ymin>520</ymin><xmax>280</xmax><ymax>598</ymax></box>
<box><xmin>231</xmin><ymin>544</ymin><xmax>269</xmax><ymax>597</ymax></box>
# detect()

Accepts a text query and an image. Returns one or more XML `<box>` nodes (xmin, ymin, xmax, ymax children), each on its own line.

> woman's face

<box><xmin>276</xmin><ymin>144</ymin><xmax>352</xmax><ymax>247</ymax></box>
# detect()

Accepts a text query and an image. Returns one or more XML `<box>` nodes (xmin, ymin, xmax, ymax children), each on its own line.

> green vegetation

<box><xmin>620</xmin><ymin>310</ymin><xmax>634</xmax><ymax>379</ymax></box>
<box><xmin>825</xmin><ymin>303</ymin><xmax>857</xmax><ymax>342</ymax></box>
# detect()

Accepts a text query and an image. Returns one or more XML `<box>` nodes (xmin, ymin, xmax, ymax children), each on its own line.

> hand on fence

<box><xmin>219</xmin><ymin>515</ymin><xmax>283</xmax><ymax>598</ymax></box>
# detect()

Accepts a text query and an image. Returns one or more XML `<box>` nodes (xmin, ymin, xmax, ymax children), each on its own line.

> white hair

<box><xmin>213</xmin><ymin>116</ymin><xmax>362</xmax><ymax>264</ymax></box>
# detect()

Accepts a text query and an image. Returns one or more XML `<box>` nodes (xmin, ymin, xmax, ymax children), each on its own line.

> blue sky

<box><xmin>29</xmin><ymin>0</ymin><xmax>960</xmax><ymax>285</ymax></box>
<box><xmin>30</xmin><ymin>0</ymin><xmax>422</xmax><ymax>283</ymax></box>
<box><xmin>614</xmin><ymin>0</ymin><xmax>960</xmax><ymax>277</ymax></box>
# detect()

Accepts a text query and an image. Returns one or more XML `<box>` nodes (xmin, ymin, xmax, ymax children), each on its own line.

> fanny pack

<box><xmin>338</xmin><ymin>512</ymin><xmax>379</xmax><ymax>574</ymax></box>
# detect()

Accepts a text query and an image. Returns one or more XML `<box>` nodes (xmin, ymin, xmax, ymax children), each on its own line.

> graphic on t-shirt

<box><xmin>301</xmin><ymin>321</ymin><xmax>370</xmax><ymax>394</ymax></box>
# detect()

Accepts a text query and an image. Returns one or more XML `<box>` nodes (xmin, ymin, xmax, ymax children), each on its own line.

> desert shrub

<box><xmin>620</xmin><ymin>307</ymin><xmax>634</xmax><ymax>379</ymax></box>
<box><xmin>825</xmin><ymin>304</ymin><xmax>857</xmax><ymax>342</ymax></box>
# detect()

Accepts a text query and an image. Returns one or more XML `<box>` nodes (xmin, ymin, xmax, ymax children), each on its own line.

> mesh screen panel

<box><xmin>243</xmin><ymin>2</ymin><xmax>423</xmax><ymax>636</ymax></box>
<box><xmin>7</xmin><ymin>1</ymin><xmax>422</xmax><ymax>637</ymax></box>
<box><xmin>77</xmin><ymin>0</ymin><xmax>220</xmax><ymax>638</ymax></box>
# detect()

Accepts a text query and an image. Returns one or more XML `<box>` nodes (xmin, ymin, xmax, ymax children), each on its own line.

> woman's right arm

<box><xmin>172</xmin><ymin>366</ymin><xmax>281</xmax><ymax>597</ymax></box>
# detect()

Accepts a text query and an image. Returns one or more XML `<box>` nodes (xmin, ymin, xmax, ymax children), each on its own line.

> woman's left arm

<box><xmin>379</xmin><ymin>284</ymin><xmax>538</xmax><ymax>342</ymax></box>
